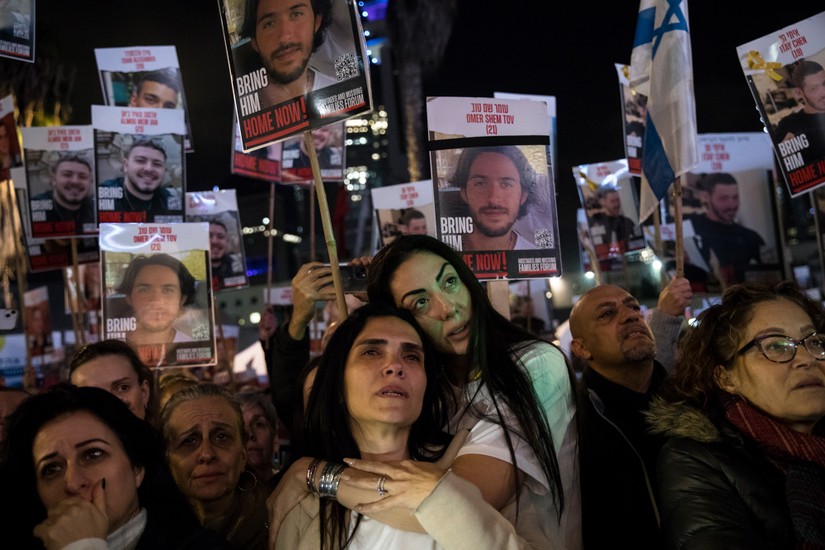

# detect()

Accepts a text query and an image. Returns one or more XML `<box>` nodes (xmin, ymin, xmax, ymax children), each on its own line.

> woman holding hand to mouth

<box><xmin>0</xmin><ymin>384</ymin><xmax>232</xmax><ymax>550</ymax></box>
<box><xmin>268</xmin><ymin>235</ymin><xmax>579</xmax><ymax>549</ymax></box>
<box><xmin>648</xmin><ymin>281</ymin><xmax>825</xmax><ymax>548</ymax></box>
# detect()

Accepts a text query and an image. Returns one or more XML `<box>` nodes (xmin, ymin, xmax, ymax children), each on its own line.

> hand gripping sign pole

<box><xmin>304</xmin><ymin>129</ymin><xmax>348</xmax><ymax>321</ymax></box>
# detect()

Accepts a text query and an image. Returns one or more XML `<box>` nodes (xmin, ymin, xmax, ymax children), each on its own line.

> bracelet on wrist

<box><xmin>317</xmin><ymin>462</ymin><xmax>347</xmax><ymax>500</ymax></box>
<box><xmin>306</xmin><ymin>458</ymin><xmax>322</xmax><ymax>496</ymax></box>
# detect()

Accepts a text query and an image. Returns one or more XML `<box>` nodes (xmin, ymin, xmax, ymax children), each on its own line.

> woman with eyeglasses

<box><xmin>647</xmin><ymin>280</ymin><xmax>825</xmax><ymax>549</ymax></box>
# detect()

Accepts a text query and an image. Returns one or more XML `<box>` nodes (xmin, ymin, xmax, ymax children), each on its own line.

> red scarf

<box><xmin>722</xmin><ymin>391</ymin><xmax>825</xmax><ymax>549</ymax></box>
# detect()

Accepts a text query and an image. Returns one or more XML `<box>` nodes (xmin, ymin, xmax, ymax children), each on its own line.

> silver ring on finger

<box><xmin>376</xmin><ymin>476</ymin><xmax>387</xmax><ymax>497</ymax></box>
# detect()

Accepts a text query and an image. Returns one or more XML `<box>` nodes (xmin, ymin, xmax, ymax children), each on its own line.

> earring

<box><xmin>237</xmin><ymin>469</ymin><xmax>258</xmax><ymax>492</ymax></box>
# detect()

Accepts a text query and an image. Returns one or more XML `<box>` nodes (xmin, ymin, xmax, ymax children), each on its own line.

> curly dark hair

<box><xmin>664</xmin><ymin>280</ymin><xmax>825</xmax><ymax>410</ymax></box>
<box><xmin>450</xmin><ymin>145</ymin><xmax>537</xmax><ymax>219</ymax></box>
<box><xmin>240</xmin><ymin>0</ymin><xmax>334</xmax><ymax>53</ymax></box>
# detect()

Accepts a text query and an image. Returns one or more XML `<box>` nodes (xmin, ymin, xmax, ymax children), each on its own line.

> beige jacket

<box><xmin>275</xmin><ymin>470</ymin><xmax>551</xmax><ymax>549</ymax></box>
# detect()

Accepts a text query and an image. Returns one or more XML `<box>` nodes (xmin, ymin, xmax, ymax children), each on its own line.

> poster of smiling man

<box><xmin>92</xmin><ymin>104</ymin><xmax>186</xmax><ymax>225</ymax></box>
<box><xmin>680</xmin><ymin>133</ymin><xmax>782</xmax><ymax>290</ymax></box>
<box><xmin>737</xmin><ymin>11</ymin><xmax>825</xmax><ymax>196</ymax></box>
<box><xmin>23</xmin><ymin>125</ymin><xmax>97</xmax><ymax>238</ymax></box>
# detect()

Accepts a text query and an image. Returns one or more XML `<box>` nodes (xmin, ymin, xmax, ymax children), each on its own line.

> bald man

<box><xmin>569</xmin><ymin>278</ymin><xmax>690</xmax><ymax>550</ymax></box>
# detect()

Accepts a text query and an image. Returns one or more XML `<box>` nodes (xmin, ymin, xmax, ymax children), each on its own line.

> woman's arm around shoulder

<box><xmin>415</xmin><ymin>470</ymin><xmax>554</xmax><ymax>550</ymax></box>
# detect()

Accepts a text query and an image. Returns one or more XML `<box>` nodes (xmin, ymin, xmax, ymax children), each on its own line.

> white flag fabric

<box><xmin>630</xmin><ymin>0</ymin><xmax>699</xmax><ymax>222</ymax></box>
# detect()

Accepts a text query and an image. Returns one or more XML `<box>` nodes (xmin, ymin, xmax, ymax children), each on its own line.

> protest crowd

<box><xmin>1</xmin><ymin>1</ymin><xmax>825</xmax><ymax>549</ymax></box>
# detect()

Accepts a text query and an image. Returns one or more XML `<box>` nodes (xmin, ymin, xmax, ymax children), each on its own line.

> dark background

<box><xmin>8</xmin><ymin>1</ymin><xmax>824</xmax><ymax>307</ymax></box>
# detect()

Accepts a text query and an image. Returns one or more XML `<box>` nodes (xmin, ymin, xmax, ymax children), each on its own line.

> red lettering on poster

<box><xmin>273</xmin><ymin>99</ymin><xmax>305</xmax><ymax>127</ymax></box>
<box><xmin>100</xmin><ymin>212</ymin><xmax>122</xmax><ymax>222</ymax></box>
<box><xmin>243</xmin><ymin>111</ymin><xmax>275</xmax><ymax>138</ymax></box>
<box><xmin>788</xmin><ymin>164</ymin><xmax>818</xmax><ymax>189</ymax></box>
<box><xmin>462</xmin><ymin>254</ymin><xmax>474</xmax><ymax>270</ymax></box>
<box><xmin>123</xmin><ymin>212</ymin><xmax>146</xmax><ymax>222</ymax></box>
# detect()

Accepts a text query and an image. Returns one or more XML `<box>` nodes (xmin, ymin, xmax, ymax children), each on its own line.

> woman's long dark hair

<box><xmin>0</xmin><ymin>383</ymin><xmax>171</xmax><ymax>549</ymax></box>
<box><xmin>303</xmin><ymin>303</ymin><xmax>452</xmax><ymax>549</ymax></box>
<box><xmin>290</xmin><ymin>355</ymin><xmax>322</xmax><ymax>460</ymax></box>
<box><xmin>367</xmin><ymin>234</ymin><xmax>572</xmax><ymax>517</ymax></box>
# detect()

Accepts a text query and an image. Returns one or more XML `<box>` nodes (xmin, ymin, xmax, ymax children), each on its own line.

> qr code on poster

<box><xmin>534</xmin><ymin>229</ymin><xmax>553</xmax><ymax>249</ymax></box>
<box><xmin>13</xmin><ymin>22</ymin><xmax>29</xmax><ymax>40</ymax></box>
<box><xmin>334</xmin><ymin>53</ymin><xmax>359</xmax><ymax>81</ymax></box>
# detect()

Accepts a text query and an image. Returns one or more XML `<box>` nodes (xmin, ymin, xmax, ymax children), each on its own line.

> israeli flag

<box><xmin>630</xmin><ymin>0</ymin><xmax>699</xmax><ymax>222</ymax></box>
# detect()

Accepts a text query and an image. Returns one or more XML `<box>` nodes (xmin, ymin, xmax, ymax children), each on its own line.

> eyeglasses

<box><xmin>736</xmin><ymin>332</ymin><xmax>825</xmax><ymax>363</ymax></box>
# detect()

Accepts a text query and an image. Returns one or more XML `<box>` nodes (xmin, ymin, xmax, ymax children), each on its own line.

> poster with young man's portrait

<box><xmin>574</xmin><ymin>159</ymin><xmax>645</xmax><ymax>271</ymax></box>
<box><xmin>218</xmin><ymin>0</ymin><xmax>372</xmax><ymax>151</ymax></box>
<box><xmin>371</xmin><ymin>180</ymin><xmax>436</xmax><ymax>247</ymax></box>
<box><xmin>186</xmin><ymin>189</ymin><xmax>249</xmax><ymax>291</ymax></box>
<box><xmin>426</xmin><ymin>96</ymin><xmax>561</xmax><ymax>280</ymax></box>
<box><xmin>92</xmin><ymin>105</ymin><xmax>186</xmax><ymax>225</ymax></box>
<box><xmin>669</xmin><ymin>133</ymin><xmax>782</xmax><ymax>292</ymax></box>
<box><xmin>22</xmin><ymin>125</ymin><xmax>97</xmax><ymax>238</ymax></box>
<box><xmin>95</xmin><ymin>45</ymin><xmax>194</xmax><ymax>152</ymax></box>
<box><xmin>737</xmin><ymin>11</ymin><xmax>825</xmax><ymax>196</ymax></box>
<box><xmin>14</xmin><ymin>183</ymin><xmax>100</xmax><ymax>272</ymax></box>
<box><xmin>100</xmin><ymin>222</ymin><xmax>216</xmax><ymax>369</ymax></box>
